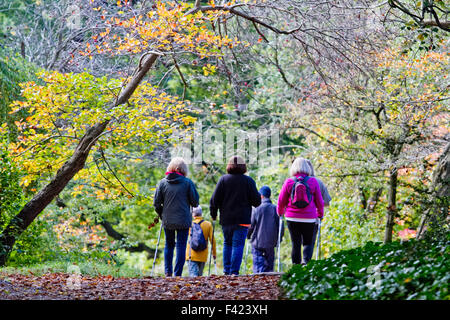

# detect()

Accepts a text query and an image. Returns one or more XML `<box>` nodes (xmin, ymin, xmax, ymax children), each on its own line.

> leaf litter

<box><xmin>0</xmin><ymin>273</ymin><xmax>282</xmax><ymax>300</ymax></box>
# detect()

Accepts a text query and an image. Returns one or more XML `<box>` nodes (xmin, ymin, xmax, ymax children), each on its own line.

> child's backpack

<box><xmin>190</xmin><ymin>220</ymin><xmax>207</xmax><ymax>251</ymax></box>
<box><xmin>290</xmin><ymin>176</ymin><xmax>312</xmax><ymax>208</ymax></box>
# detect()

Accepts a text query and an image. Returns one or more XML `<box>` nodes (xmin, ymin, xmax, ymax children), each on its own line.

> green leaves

<box><xmin>280</xmin><ymin>238</ymin><xmax>450</xmax><ymax>300</ymax></box>
<box><xmin>9</xmin><ymin>70</ymin><xmax>194</xmax><ymax>200</ymax></box>
<box><xmin>0</xmin><ymin>149</ymin><xmax>24</xmax><ymax>230</ymax></box>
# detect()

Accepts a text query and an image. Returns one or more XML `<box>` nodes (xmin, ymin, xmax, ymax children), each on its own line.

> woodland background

<box><xmin>0</xmin><ymin>0</ymin><xmax>448</xmax><ymax>299</ymax></box>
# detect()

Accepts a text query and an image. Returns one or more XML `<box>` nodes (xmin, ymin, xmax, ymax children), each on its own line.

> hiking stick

<box><xmin>277</xmin><ymin>216</ymin><xmax>283</xmax><ymax>272</ymax></box>
<box><xmin>214</xmin><ymin>258</ymin><xmax>217</xmax><ymax>275</ymax></box>
<box><xmin>151</xmin><ymin>223</ymin><xmax>163</xmax><ymax>277</ymax></box>
<box><xmin>243</xmin><ymin>239</ymin><xmax>250</xmax><ymax>274</ymax></box>
<box><xmin>208</xmin><ymin>220</ymin><xmax>215</xmax><ymax>276</ymax></box>
<box><xmin>315</xmin><ymin>219</ymin><xmax>321</xmax><ymax>260</ymax></box>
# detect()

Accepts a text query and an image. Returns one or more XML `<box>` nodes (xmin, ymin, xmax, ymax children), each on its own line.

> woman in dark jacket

<box><xmin>154</xmin><ymin>157</ymin><xmax>199</xmax><ymax>277</ymax></box>
<box><xmin>210</xmin><ymin>155</ymin><xmax>261</xmax><ymax>275</ymax></box>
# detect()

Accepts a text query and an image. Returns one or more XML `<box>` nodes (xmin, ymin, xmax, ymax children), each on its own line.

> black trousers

<box><xmin>286</xmin><ymin>220</ymin><xmax>315</xmax><ymax>265</ymax></box>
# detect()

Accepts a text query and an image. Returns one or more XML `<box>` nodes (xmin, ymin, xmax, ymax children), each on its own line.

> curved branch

<box><xmin>99</xmin><ymin>220</ymin><xmax>157</xmax><ymax>258</ymax></box>
<box><xmin>189</xmin><ymin>4</ymin><xmax>303</xmax><ymax>35</ymax></box>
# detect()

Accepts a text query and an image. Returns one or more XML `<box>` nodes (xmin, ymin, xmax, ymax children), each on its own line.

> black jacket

<box><xmin>209</xmin><ymin>173</ymin><xmax>261</xmax><ymax>226</ymax></box>
<box><xmin>247</xmin><ymin>198</ymin><xmax>284</xmax><ymax>249</ymax></box>
<box><xmin>153</xmin><ymin>173</ymin><xmax>199</xmax><ymax>230</ymax></box>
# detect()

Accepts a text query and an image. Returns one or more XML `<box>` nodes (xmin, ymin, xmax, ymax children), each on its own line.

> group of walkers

<box><xmin>153</xmin><ymin>155</ymin><xmax>331</xmax><ymax>277</ymax></box>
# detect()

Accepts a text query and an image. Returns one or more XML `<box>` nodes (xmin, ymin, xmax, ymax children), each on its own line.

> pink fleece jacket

<box><xmin>277</xmin><ymin>173</ymin><xmax>324</xmax><ymax>219</ymax></box>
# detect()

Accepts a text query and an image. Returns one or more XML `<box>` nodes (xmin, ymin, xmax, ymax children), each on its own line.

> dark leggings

<box><xmin>286</xmin><ymin>220</ymin><xmax>315</xmax><ymax>265</ymax></box>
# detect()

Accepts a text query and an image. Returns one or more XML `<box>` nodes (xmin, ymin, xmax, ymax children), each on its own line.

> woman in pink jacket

<box><xmin>277</xmin><ymin>157</ymin><xmax>324</xmax><ymax>265</ymax></box>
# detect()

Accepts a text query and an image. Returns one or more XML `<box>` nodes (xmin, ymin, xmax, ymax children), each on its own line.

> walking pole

<box><xmin>315</xmin><ymin>219</ymin><xmax>322</xmax><ymax>260</ymax></box>
<box><xmin>214</xmin><ymin>257</ymin><xmax>218</xmax><ymax>275</ymax></box>
<box><xmin>243</xmin><ymin>239</ymin><xmax>250</xmax><ymax>274</ymax></box>
<box><xmin>277</xmin><ymin>216</ymin><xmax>283</xmax><ymax>272</ymax></box>
<box><xmin>151</xmin><ymin>223</ymin><xmax>163</xmax><ymax>277</ymax></box>
<box><xmin>208</xmin><ymin>220</ymin><xmax>216</xmax><ymax>276</ymax></box>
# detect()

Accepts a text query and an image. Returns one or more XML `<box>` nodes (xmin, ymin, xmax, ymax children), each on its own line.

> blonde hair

<box><xmin>290</xmin><ymin>157</ymin><xmax>313</xmax><ymax>176</ymax></box>
<box><xmin>166</xmin><ymin>157</ymin><xmax>188</xmax><ymax>176</ymax></box>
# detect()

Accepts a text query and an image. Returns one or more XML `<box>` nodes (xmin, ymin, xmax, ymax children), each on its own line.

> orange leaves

<box><xmin>374</xmin><ymin>45</ymin><xmax>448</xmax><ymax>132</ymax></box>
<box><xmin>86</xmin><ymin>0</ymin><xmax>235</xmax><ymax>58</ymax></box>
<box><xmin>398</xmin><ymin>228</ymin><xmax>417</xmax><ymax>241</ymax></box>
<box><xmin>10</xmin><ymin>69</ymin><xmax>196</xmax><ymax>200</ymax></box>
<box><xmin>53</xmin><ymin>213</ymin><xmax>107</xmax><ymax>250</ymax></box>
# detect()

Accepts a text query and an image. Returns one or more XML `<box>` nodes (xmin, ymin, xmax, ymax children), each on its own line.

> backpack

<box><xmin>189</xmin><ymin>220</ymin><xmax>207</xmax><ymax>251</ymax></box>
<box><xmin>290</xmin><ymin>176</ymin><xmax>312</xmax><ymax>208</ymax></box>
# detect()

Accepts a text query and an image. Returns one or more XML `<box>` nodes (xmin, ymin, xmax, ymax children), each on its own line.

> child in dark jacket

<box><xmin>247</xmin><ymin>186</ymin><xmax>284</xmax><ymax>273</ymax></box>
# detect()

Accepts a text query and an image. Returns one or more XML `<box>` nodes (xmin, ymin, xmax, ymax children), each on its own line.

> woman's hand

<box><xmin>148</xmin><ymin>217</ymin><xmax>160</xmax><ymax>229</ymax></box>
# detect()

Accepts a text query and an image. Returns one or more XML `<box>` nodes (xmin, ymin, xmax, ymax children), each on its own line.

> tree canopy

<box><xmin>0</xmin><ymin>1</ymin><xmax>448</xmax><ymax>300</ymax></box>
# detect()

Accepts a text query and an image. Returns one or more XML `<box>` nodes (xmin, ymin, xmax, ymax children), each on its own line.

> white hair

<box><xmin>166</xmin><ymin>157</ymin><xmax>188</xmax><ymax>176</ymax></box>
<box><xmin>305</xmin><ymin>159</ymin><xmax>315</xmax><ymax>177</ymax></box>
<box><xmin>192</xmin><ymin>206</ymin><xmax>202</xmax><ymax>216</ymax></box>
<box><xmin>290</xmin><ymin>157</ymin><xmax>313</xmax><ymax>176</ymax></box>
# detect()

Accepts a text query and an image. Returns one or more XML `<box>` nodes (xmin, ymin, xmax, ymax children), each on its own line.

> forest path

<box><xmin>0</xmin><ymin>272</ymin><xmax>282</xmax><ymax>300</ymax></box>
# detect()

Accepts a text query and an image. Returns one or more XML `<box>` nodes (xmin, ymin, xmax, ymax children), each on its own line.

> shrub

<box><xmin>280</xmin><ymin>237</ymin><xmax>449</xmax><ymax>300</ymax></box>
<box><xmin>320</xmin><ymin>198</ymin><xmax>384</xmax><ymax>257</ymax></box>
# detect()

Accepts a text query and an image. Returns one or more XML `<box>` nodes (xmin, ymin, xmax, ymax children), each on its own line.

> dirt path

<box><xmin>0</xmin><ymin>273</ymin><xmax>283</xmax><ymax>300</ymax></box>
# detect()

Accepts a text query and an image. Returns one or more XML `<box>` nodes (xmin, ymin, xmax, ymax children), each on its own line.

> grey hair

<box><xmin>166</xmin><ymin>157</ymin><xmax>188</xmax><ymax>176</ymax></box>
<box><xmin>290</xmin><ymin>157</ymin><xmax>313</xmax><ymax>176</ymax></box>
<box><xmin>305</xmin><ymin>159</ymin><xmax>315</xmax><ymax>177</ymax></box>
<box><xmin>192</xmin><ymin>206</ymin><xmax>202</xmax><ymax>217</ymax></box>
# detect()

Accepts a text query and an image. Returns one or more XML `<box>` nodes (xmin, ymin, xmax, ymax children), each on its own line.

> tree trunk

<box><xmin>417</xmin><ymin>143</ymin><xmax>450</xmax><ymax>239</ymax></box>
<box><xmin>384</xmin><ymin>168</ymin><xmax>398</xmax><ymax>243</ymax></box>
<box><xmin>367</xmin><ymin>188</ymin><xmax>383</xmax><ymax>214</ymax></box>
<box><xmin>0</xmin><ymin>121</ymin><xmax>108</xmax><ymax>265</ymax></box>
<box><xmin>0</xmin><ymin>53</ymin><xmax>159</xmax><ymax>266</ymax></box>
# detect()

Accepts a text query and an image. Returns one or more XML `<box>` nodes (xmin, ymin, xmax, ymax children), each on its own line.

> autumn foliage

<box><xmin>4</xmin><ymin>71</ymin><xmax>194</xmax><ymax>201</ymax></box>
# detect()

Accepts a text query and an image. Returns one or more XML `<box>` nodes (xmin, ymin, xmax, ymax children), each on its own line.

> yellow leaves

<box><xmin>181</xmin><ymin>116</ymin><xmax>196</xmax><ymax>126</ymax></box>
<box><xmin>202</xmin><ymin>64</ymin><xmax>216</xmax><ymax>76</ymax></box>
<box><xmin>20</xmin><ymin>176</ymin><xmax>32</xmax><ymax>188</ymax></box>
<box><xmin>10</xmin><ymin>65</ymin><xmax>197</xmax><ymax>201</ymax></box>
<box><xmin>95</xmin><ymin>189</ymin><xmax>107</xmax><ymax>200</ymax></box>
<box><xmin>71</xmin><ymin>185</ymin><xmax>85</xmax><ymax>197</ymax></box>
<box><xmin>89</xmin><ymin>0</ymin><xmax>235</xmax><ymax>58</ymax></box>
<box><xmin>99</xmin><ymin>28</ymin><xmax>110</xmax><ymax>38</ymax></box>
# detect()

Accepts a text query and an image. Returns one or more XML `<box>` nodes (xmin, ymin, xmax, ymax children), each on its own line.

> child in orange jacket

<box><xmin>186</xmin><ymin>206</ymin><xmax>216</xmax><ymax>276</ymax></box>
